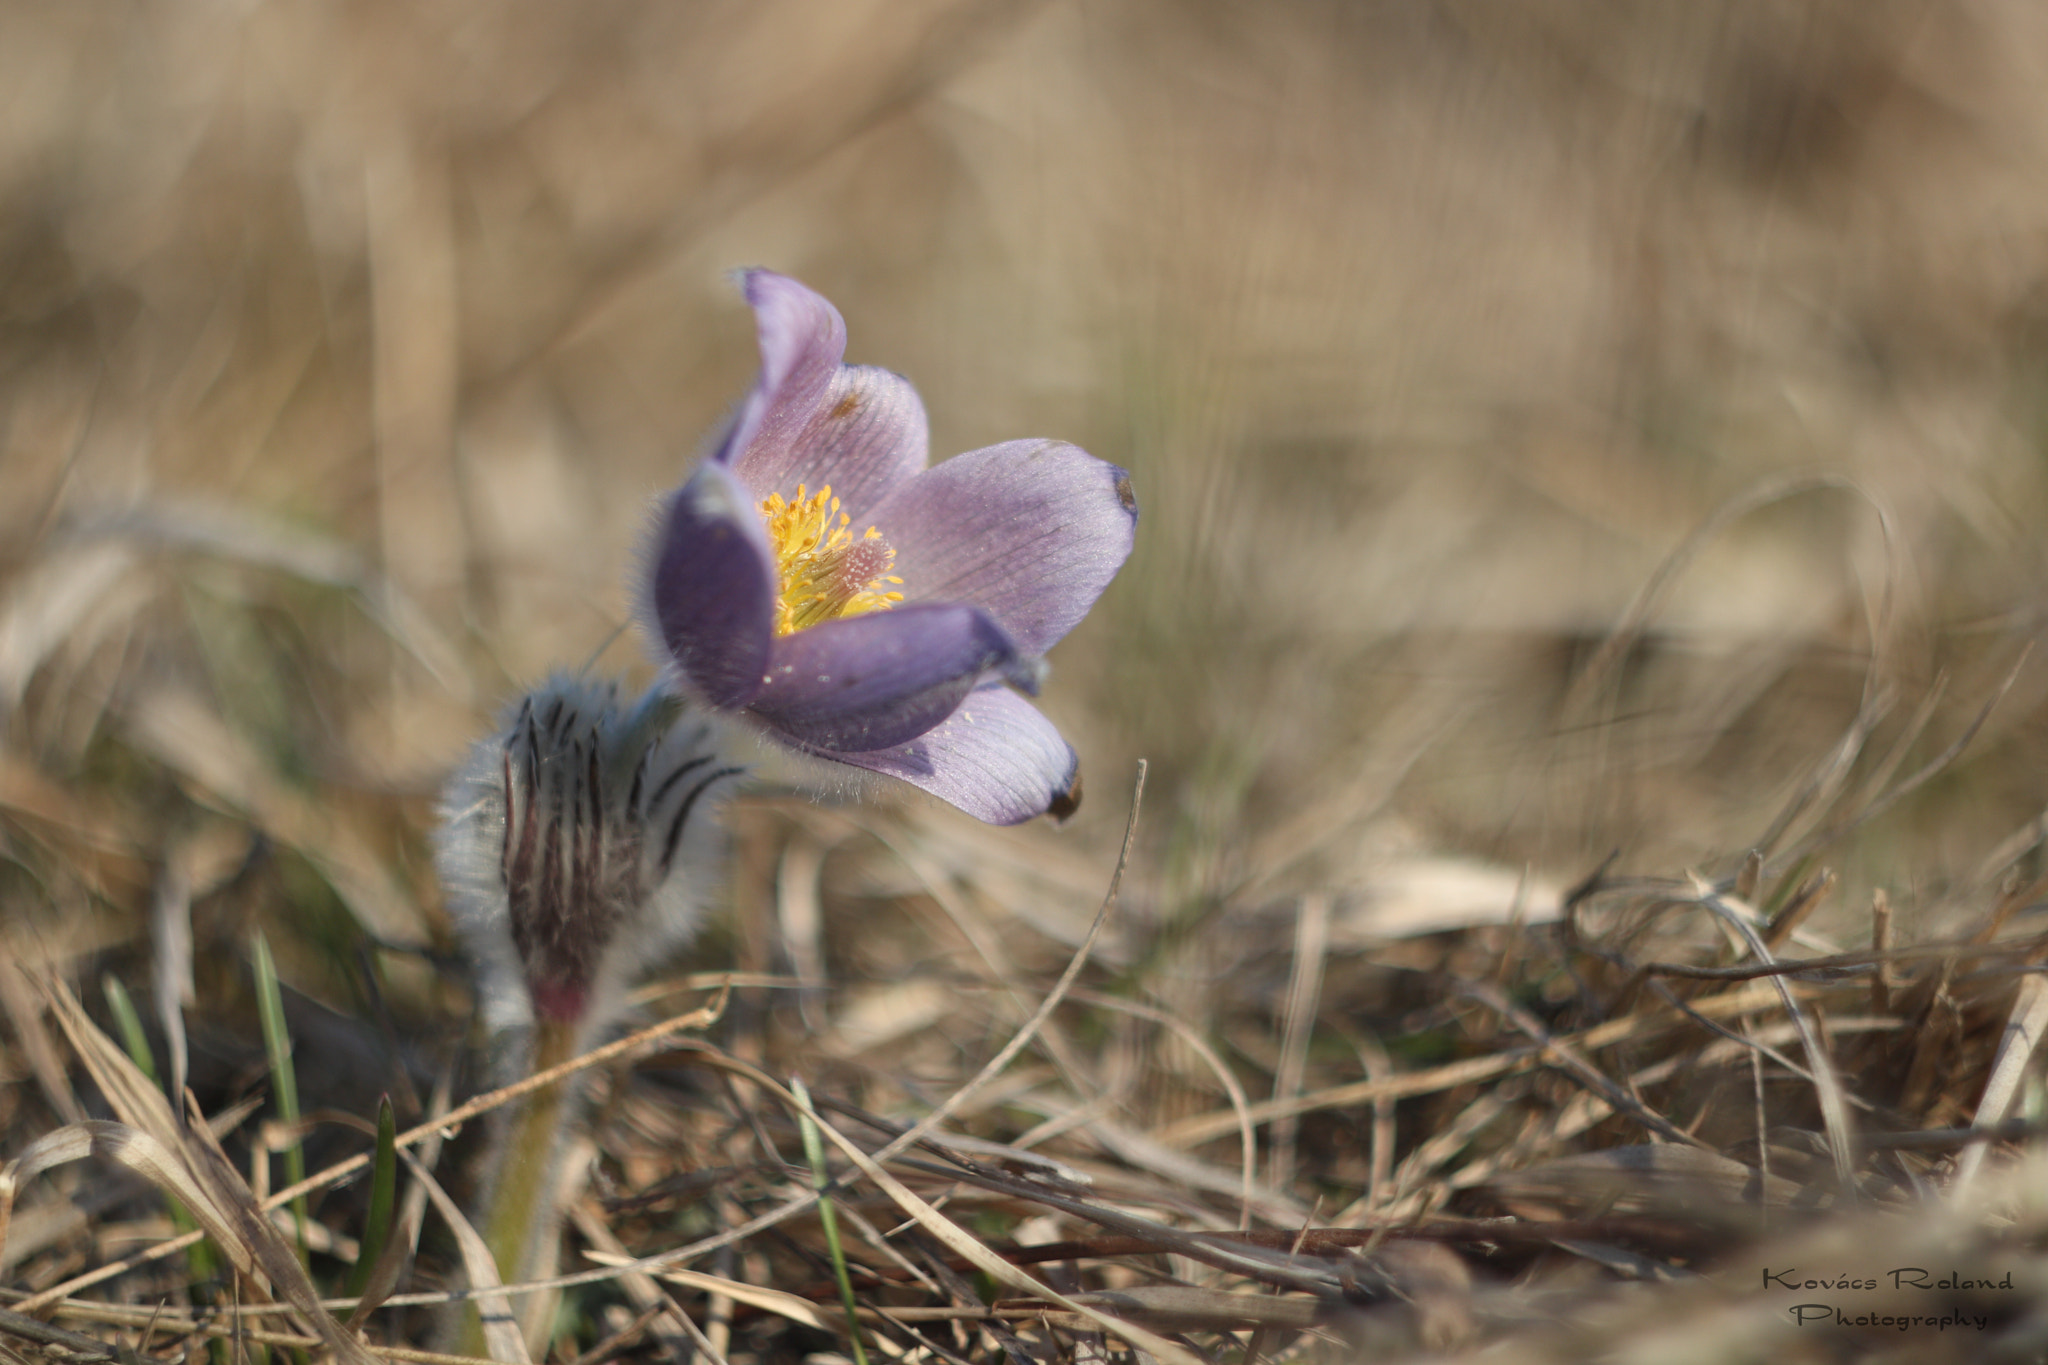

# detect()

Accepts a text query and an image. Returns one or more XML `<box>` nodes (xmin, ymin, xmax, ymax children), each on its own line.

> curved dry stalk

<box><xmin>1069</xmin><ymin>987</ymin><xmax>1262</xmax><ymax>1228</ymax></box>
<box><xmin>1688</xmin><ymin>878</ymin><xmax>1860</xmax><ymax>1196</ymax></box>
<box><xmin>1773</xmin><ymin>646</ymin><xmax>2032</xmax><ymax>877</ymax></box>
<box><xmin>1563</xmin><ymin>473</ymin><xmax>1899</xmax><ymax>729</ymax></box>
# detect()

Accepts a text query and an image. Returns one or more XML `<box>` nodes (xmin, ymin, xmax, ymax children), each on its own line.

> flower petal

<box><xmin>715</xmin><ymin>270</ymin><xmax>847</xmax><ymax>472</ymax></box>
<box><xmin>827</xmin><ymin>684</ymin><xmax>1082</xmax><ymax>825</ymax></box>
<box><xmin>641</xmin><ymin>462</ymin><xmax>777</xmax><ymax>709</ymax></box>
<box><xmin>868</xmin><ymin>439</ymin><xmax>1138</xmax><ymax>655</ymax></box>
<box><xmin>733</xmin><ymin>365</ymin><xmax>930</xmax><ymax>518</ymax></box>
<box><xmin>748</xmin><ymin>604</ymin><xmax>1027</xmax><ymax>754</ymax></box>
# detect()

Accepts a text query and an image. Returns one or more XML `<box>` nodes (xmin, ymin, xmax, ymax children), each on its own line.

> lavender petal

<box><xmin>748</xmin><ymin>604</ymin><xmax>1026</xmax><ymax>754</ymax></box>
<box><xmin>715</xmin><ymin>270</ymin><xmax>847</xmax><ymax>471</ymax></box>
<box><xmin>828</xmin><ymin>684</ymin><xmax>1082</xmax><ymax>825</ymax></box>
<box><xmin>868</xmin><ymin>439</ymin><xmax>1138</xmax><ymax>654</ymax></box>
<box><xmin>642</xmin><ymin>462</ymin><xmax>777</xmax><ymax>710</ymax></box>
<box><xmin>733</xmin><ymin>364</ymin><xmax>930</xmax><ymax>517</ymax></box>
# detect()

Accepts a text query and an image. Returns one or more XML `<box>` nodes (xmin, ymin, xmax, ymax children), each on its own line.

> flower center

<box><xmin>759</xmin><ymin>483</ymin><xmax>904</xmax><ymax>636</ymax></box>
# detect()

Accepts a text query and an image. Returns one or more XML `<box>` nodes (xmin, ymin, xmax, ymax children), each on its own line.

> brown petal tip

<box><xmin>1046</xmin><ymin>767</ymin><xmax>1083</xmax><ymax>822</ymax></box>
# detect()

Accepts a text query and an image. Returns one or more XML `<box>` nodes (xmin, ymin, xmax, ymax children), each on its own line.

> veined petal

<box><xmin>715</xmin><ymin>270</ymin><xmax>847</xmax><ymax>472</ymax></box>
<box><xmin>734</xmin><ymin>365</ymin><xmax>929</xmax><ymax>517</ymax></box>
<box><xmin>642</xmin><ymin>462</ymin><xmax>777</xmax><ymax>709</ymax></box>
<box><xmin>868</xmin><ymin>439</ymin><xmax>1138</xmax><ymax>655</ymax></box>
<box><xmin>828</xmin><ymin>684</ymin><xmax>1082</xmax><ymax>825</ymax></box>
<box><xmin>749</xmin><ymin>604</ymin><xmax>1027</xmax><ymax>754</ymax></box>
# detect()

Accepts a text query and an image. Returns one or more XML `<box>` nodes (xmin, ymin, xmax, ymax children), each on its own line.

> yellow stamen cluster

<box><xmin>759</xmin><ymin>483</ymin><xmax>904</xmax><ymax>636</ymax></box>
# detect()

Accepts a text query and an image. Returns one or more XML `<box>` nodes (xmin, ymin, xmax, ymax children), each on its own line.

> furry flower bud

<box><xmin>434</xmin><ymin>676</ymin><xmax>744</xmax><ymax>1032</ymax></box>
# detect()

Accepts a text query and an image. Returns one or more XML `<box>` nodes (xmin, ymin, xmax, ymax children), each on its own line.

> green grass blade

<box><xmin>343</xmin><ymin>1096</ymin><xmax>399</xmax><ymax>1307</ymax></box>
<box><xmin>251</xmin><ymin>933</ymin><xmax>311</xmax><ymax>1267</ymax></box>
<box><xmin>791</xmin><ymin>1077</ymin><xmax>869</xmax><ymax>1365</ymax></box>
<box><xmin>101</xmin><ymin>974</ymin><xmax>158</xmax><ymax>1085</ymax></box>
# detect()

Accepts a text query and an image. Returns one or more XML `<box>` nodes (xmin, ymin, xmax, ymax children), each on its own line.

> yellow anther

<box><xmin>758</xmin><ymin>483</ymin><xmax>904</xmax><ymax>635</ymax></box>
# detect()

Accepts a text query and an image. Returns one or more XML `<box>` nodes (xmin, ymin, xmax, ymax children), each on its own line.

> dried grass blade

<box><xmin>784</xmin><ymin>1086</ymin><xmax>1209</xmax><ymax>1365</ymax></box>
<box><xmin>1059</xmin><ymin>1287</ymin><xmax>1322</xmax><ymax>1332</ymax></box>
<box><xmin>1270</xmin><ymin>891</ymin><xmax>1330</xmax><ymax>1200</ymax></box>
<box><xmin>1086</xmin><ymin>1118</ymin><xmax>1305</xmax><ymax>1224</ymax></box>
<box><xmin>100</xmin><ymin>974</ymin><xmax>223</xmax><ymax>1297</ymax></box>
<box><xmin>568</xmin><ymin>1203</ymin><xmax>729</xmax><ymax>1365</ymax></box>
<box><xmin>0</xmin><ymin>963</ymin><xmax>86</xmax><ymax>1124</ymax></box>
<box><xmin>35</xmin><ymin>970</ymin><xmax>185</xmax><ymax>1153</ymax></box>
<box><xmin>19</xmin><ymin>992</ymin><xmax>727</xmax><ymax>1312</ymax></box>
<box><xmin>1969</xmin><ymin>799</ymin><xmax>2048</xmax><ymax>890</ymax></box>
<box><xmin>1840</xmin><ymin>673</ymin><xmax>1949</xmax><ymax>817</ymax></box>
<box><xmin>146</xmin><ymin>851</ymin><xmax>196</xmax><ymax>1105</ymax></box>
<box><xmin>0</xmin><ymin>1123</ymin><xmax>237</xmax><ymax>1270</ymax></box>
<box><xmin>585</xmin><ymin>1258</ymin><xmax>831</xmax><ymax>1332</ymax></box>
<box><xmin>0</xmin><ymin>538</ymin><xmax>138</xmax><ymax>712</ymax></box>
<box><xmin>394</xmin><ymin>1147</ymin><xmax>530</xmax><ymax>1365</ymax></box>
<box><xmin>1780</xmin><ymin>647</ymin><xmax>2029</xmax><ymax>872</ymax></box>
<box><xmin>1751</xmin><ymin>688</ymin><xmax>1893</xmax><ymax>865</ymax></box>
<box><xmin>1159</xmin><ymin>980</ymin><xmax>1788</xmax><ymax>1148</ymax></box>
<box><xmin>1461</xmin><ymin>981</ymin><xmax>1703</xmax><ymax>1149</ymax></box>
<box><xmin>32</xmin><ymin>974</ymin><xmax>381</xmax><ymax>1365</ymax></box>
<box><xmin>1690</xmin><ymin>880</ymin><xmax>1860</xmax><ymax>1195</ymax></box>
<box><xmin>1565</xmin><ymin>474</ymin><xmax>1893</xmax><ymax>730</ymax></box>
<box><xmin>1761</xmin><ymin>870</ymin><xmax>1835</xmax><ymax>953</ymax></box>
<box><xmin>1070</xmin><ymin>988</ymin><xmax>1261</xmax><ymax>1225</ymax></box>
<box><xmin>869</xmin><ymin>1148</ymin><xmax>1343</xmax><ymax>1294</ymax></box>
<box><xmin>864</xmin><ymin>761</ymin><xmax>1145</xmax><ymax>1169</ymax></box>
<box><xmin>1951</xmin><ymin>973</ymin><xmax>2048</xmax><ymax>1192</ymax></box>
<box><xmin>0</xmin><ymin>1304</ymin><xmax>151</xmax><ymax>1365</ymax></box>
<box><xmin>178</xmin><ymin>1098</ymin><xmax>384</xmax><ymax>1365</ymax></box>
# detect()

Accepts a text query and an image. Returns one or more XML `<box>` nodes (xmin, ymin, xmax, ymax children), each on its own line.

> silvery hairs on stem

<box><xmin>434</xmin><ymin>675</ymin><xmax>745</xmax><ymax>1038</ymax></box>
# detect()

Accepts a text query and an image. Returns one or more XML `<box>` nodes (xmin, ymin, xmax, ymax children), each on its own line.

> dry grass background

<box><xmin>10</xmin><ymin>2</ymin><xmax>2048</xmax><ymax>1361</ymax></box>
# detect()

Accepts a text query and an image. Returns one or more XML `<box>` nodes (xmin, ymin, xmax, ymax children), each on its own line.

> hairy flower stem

<box><xmin>460</xmin><ymin>1017</ymin><xmax>581</xmax><ymax>1357</ymax></box>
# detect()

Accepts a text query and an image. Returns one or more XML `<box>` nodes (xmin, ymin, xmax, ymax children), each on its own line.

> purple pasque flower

<box><xmin>639</xmin><ymin>270</ymin><xmax>1136</xmax><ymax>825</ymax></box>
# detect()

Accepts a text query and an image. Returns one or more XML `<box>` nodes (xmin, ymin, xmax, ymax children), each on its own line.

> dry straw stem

<box><xmin>566</xmin><ymin>1200</ymin><xmax>729</xmax><ymax>1365</ymax></box>
<box><xmin>1064</xmin><ymin>987</ymin><xmax>1261</xmax><ymax>1226</ymax></box>
<box><xmin>463</xmin><ymin>760</ymin><xmax>1149</xmax><ymax>1308</ymax></box>
<box><xmin>0</xmin><ymin>1296</ymin><xmax>518</xmax><ymax>1365</ymax></box>
<box><xmin>1688</xmin><ymin>879</ymin><xmax>1862</xmax><ymax>1193</ymax></box>
<box><xmin>826</xmin><ymin>759</ymin><xmax>1147</xmax><ymax>1175</ymax></box>
<box><xmin>1562</xmin><ymin>474</ymin><xmax>1898</xmax><ymax>736</ymax></box>
<box><xmin>1269</xmin><ymin>889</ymin><xmax>1332</xmax><ymax>1196</ymax></box>
<box><xmin>586</xmin><ymin>1257</ymin><xmax>836</xmax><ymax>1339</ymax></box>
<box><xmin>0</xmin><ymin>972</ymin><xmax>379</xmax><ymax>1365</ymax></box>
<box><xmin>372</xmin><ymin>764</ymin><xmax>1177</xmax><ymax>1356</ymax></box>
<box><xmin>18</xmin><ymin>772</ymin><xmax>2048</xmax><ymax>1361</ymax></box>
<box><xmin>1950</xmin><ymin>971</ymin><xmax>2048</xmax><ymax>1192</ymax></box>
<box><xmin>0</xmin><ymin>1305</ymin><xmax>150</xmax><ymax>1365</ymax></box>
<box><xmin>1157</xmin><ymin>977</ymin><xmax>1794</xmax><ymax>1148</ymax></box>
<box><xmin>14</xmin><ymin>763</ymin><xmax>1148</xmax><ymax>1337</ymax></box>
<box><xmin>393</xmin><ymin>1143</ymin><xmax>529</xmax><ymax>1365</ymax></box>
<box><xmin>14</xmin><ymin>982</ymin><xmax>735</xmax><ymax>1315</ymax></box>
<box><xmin>774</xmin><ymin>1064</ymin><xmax>1207</xmax><ymax>1365</ymax></box>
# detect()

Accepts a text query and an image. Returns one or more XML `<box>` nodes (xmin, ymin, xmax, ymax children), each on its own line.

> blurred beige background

<box><xmin>8</xmin><ymin>0</ymin><xmax>2048</xmax><ymax>935</ymax></box>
